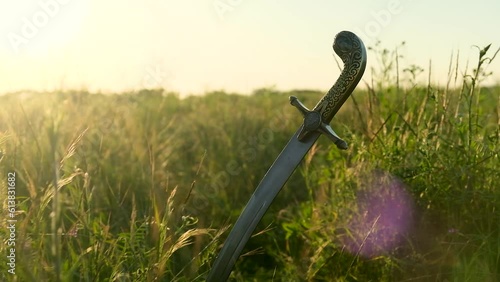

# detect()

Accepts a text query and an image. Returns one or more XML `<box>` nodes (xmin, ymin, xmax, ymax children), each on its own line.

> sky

<box><xmin>0</xmin><ymin>0</ymin><xmax>499</xmax><ymax>96</ymax></box>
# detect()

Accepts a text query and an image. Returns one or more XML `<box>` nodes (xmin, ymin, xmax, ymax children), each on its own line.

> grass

<box><xmin>0</xmin><ymin>42</ymin><xmax>499</xmax><ymax>281</ymax></box>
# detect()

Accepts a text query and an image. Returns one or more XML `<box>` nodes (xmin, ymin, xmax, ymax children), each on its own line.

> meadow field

<box><xmin>1</xmin><ymin>45</ymin><xmax>499</xmax><ymax>281</ymax></box>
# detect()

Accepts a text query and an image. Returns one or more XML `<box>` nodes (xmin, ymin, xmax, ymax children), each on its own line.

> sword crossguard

<box><xmin>290</xmin><ymin>96</ymin><xmax>348</xmax><ymax>150</ymax></box>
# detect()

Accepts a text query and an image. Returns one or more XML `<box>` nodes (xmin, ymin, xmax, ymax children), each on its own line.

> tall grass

<box><xmin>0</xmin><ymin>42</ymin><xmax>499</xmax><ymax>281</ymax></box>
<box><xmin>0</xmin><ymin>92</ymin><xmax>221</xmax><ymax>281</ymax></box>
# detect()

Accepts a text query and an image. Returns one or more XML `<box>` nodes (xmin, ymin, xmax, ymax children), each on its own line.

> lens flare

<box><xmin>342</xmin><ymin>171</ymin><xmax>415</xmax><ymax>258</ymax></box>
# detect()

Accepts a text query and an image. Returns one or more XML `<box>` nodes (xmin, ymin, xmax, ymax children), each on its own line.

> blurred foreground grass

<box><xmin>1</xmin><ymin>44</ymin><xmax>499</xmax><ymax>281</ymax></box>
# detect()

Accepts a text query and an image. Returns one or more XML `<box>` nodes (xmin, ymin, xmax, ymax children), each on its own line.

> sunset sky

<box><xmin>1</xmin><ymin>0</ymin><xmax>499</xmax><ymax>96</ymax></box>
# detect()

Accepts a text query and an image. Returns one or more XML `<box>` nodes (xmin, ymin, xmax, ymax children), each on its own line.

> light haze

<box><xmin>1</xmin><ymin>0</ymin><xmax>499</xmax><ymax>96</ymax></box>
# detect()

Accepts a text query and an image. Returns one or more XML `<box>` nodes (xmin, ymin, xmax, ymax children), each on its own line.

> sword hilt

<box><xmin>290</xmin><ymin>31</ymin><xmax>367</xmax><ymax>148</ymax></box>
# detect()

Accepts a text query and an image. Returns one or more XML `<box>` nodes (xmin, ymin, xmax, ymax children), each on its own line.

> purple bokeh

<box><xmin>342</xmin><ymin>172</ymin><xmax>415</xmax><ymax>258</ymax></box>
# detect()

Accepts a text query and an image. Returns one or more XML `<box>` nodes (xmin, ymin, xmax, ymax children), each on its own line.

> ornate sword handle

<box><xmin>290</xmin><ymin>31</ymin><xmax>367</xmax><ymax>148</ymax></box>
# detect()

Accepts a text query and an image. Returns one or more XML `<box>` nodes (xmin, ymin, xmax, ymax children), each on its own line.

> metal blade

<box><xmin>206</xmin><ymin>128</ymin><xmax>320</xmax><ymax>281</ymax></box>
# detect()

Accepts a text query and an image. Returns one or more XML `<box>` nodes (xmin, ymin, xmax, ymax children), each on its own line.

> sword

<box><xmin>206</xmin><ymin>30</ymin><xmax>367</xmax><ymax>281</ymax></box>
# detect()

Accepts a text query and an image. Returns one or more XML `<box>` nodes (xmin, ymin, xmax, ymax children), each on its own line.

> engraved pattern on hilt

<box><xmin>313</xmin><ymin>31</ymin><xmax>367</xmax><ymax>123</ymax></box>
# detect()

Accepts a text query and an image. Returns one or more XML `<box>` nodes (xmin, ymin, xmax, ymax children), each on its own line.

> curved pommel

<box><xmin>313</xmin><ymin>31</ymin><xmax>367</xmax><ymax>123</ymax></box>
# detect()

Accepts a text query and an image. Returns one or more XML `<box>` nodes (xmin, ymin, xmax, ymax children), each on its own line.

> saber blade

<box><xmin>207</xmin><ymin>130</ymin><xmax>320</xmax><ymax>281</ymax></box>
<box><xmin>207</xmin><ymin>31</ymin><xmax>367</xmax><ymax>281</ymax></box>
